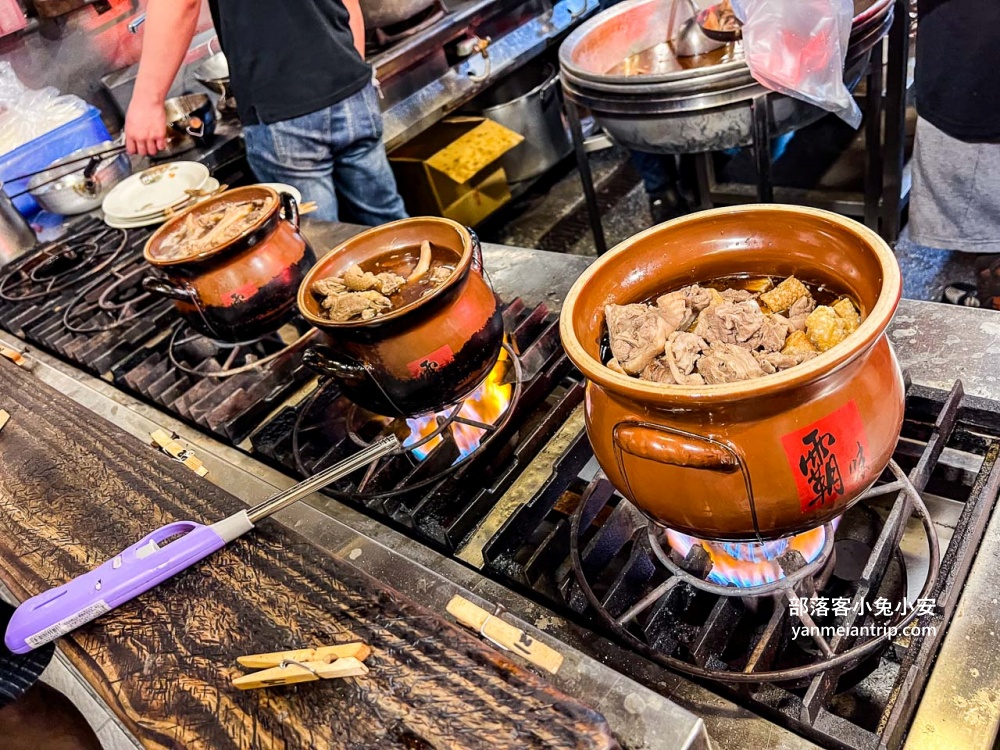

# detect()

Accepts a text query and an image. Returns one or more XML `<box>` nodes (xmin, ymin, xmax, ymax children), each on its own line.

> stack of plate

<box><xmin>101</xmin><ymin>162</ymin><xmax>220</xmax><ymax>229</ymax></box>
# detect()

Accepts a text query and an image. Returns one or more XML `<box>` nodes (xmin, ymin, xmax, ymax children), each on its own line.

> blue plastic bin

<box><xmin>0</xmin><ymin>106</ymin><xmax>112</xmax><ymax>217</ymax></box>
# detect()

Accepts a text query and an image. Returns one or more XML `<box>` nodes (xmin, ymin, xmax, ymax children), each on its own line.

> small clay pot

<box><xmin>297</xmin><ymin>217</ymin><xmax>505</xmax><ymax>417</ymax></box>
<box><xmin>142</xmin><ymin>186</ymin><xmax>314</xmax><ymax>343</ymax></box>
<box><xmin>560</xmin><ymin>205</ymin><xmax>904</xmax><ymax>541</ymax></box>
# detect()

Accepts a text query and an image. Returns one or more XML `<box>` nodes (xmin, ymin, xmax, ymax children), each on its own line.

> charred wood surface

<box><xmin>0</xmin><ymin>359</ymin><xmax>617</xmax><ymax>750</ymax></box>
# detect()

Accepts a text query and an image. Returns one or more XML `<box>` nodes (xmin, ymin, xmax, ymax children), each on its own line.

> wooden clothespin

<box><xmin>0</xmin><ymin>409</ymin><xmax>9</xmax><ymax>433</ymax></box>
<box><xmin>232</xmin><ymin>642</ymin><xmax>371</xmax><ymax>690</ymax></box>
<box><xmin>0</xmin><ymin>345</ymin><xmax>25</xmax><ymax>367</ymax></box>
<box><xmin>447</xmin><ymin>595</ymin><xmax>564</xmax><ymax>674</ymax></box>
<box><xmin>150</xmin><ymin>429</ymin><xmax>208</xmax><ymax>477</ymax></box>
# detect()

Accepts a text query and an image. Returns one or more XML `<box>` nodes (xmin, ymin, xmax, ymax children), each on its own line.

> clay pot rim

<box><xmin>143</xmin><ymin>185</ymin><xmax>281</xmax><ymax>267</ymax></box>
<box><xmin>297</xmin><ymin>217</ymin><xmax>473</xmax><ymax>329</ymax></box>
<box><xmin>559</xmin><ymin>204</ymin><xmax>902</xmax><ymax>404</ymax></box>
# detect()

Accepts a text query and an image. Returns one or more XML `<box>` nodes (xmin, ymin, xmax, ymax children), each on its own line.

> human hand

<box><xmin>125</xmin><ymin>97</ymin><xmax>167</xmax><ymax>156</ymax></box>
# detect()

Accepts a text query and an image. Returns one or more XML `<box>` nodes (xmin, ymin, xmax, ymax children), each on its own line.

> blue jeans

<box><xmin>243</xmin><ymin>84</ymin><xmax>408</xmax><ymax>225</ymax></box>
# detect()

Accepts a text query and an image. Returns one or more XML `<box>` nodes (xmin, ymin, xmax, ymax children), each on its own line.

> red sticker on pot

<box><xmin>780</xmin><ymin>400</ymin><xmax>871</xmax><ymax>513</ymax></box>
<box><xmin>408</xmin><ymin>344</ymin><xmax>454</xmax><ymax>377</ymax></box>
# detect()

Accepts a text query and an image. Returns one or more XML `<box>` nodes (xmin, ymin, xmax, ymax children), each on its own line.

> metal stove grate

<box><xmin>479</xmin><ymin>380</ymin><xmax>1000</xmax><ymax>749</ymax></box>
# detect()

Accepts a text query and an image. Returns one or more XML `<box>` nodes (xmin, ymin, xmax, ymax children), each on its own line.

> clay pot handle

<box><xmin>302</xmin><ymin>346</ymin><xmax>367</xmax><ymax>384</ymax></box>
<box><xmin>142</xmin><ymin>276</ymin><xmax>197</xmax><ymax>302</ymax></box>
<box><xmin>613</xmin><ymin>422</ymin><xmax>740</xmax><ymax>472</ymax></box>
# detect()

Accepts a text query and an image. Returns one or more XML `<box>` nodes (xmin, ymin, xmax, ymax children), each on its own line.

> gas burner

<box><xmin>167</xmin><ymin>319</ymin><xmax>316</xmax><ymax>378</ymax></box>
<box><xmin>569</xmin><ymin>460</ymin><xmax>939</xmax><ymax>683</ymax></box>
<box><xmin>0</xmin><ymin>223</ymin><xmax>128</xmax><ymax>302</ymax></box>
<box><xmin>655</xmin><ymin>522</ymin><xmax>837</xmax><ymax>597</ymax></box>
<box><xmin>62</xmin><ymin>264</ymin><xmax>162</xmax><ymax>333</ymax></box>
<box><xmin>292</xmin><ymin>342</ymin><xmax>522</xmax><ymax>497</ymax></box>
<box><xmin>367</xmin><ymin>1</ymin><xmax>448</xmax><ymax>53</ymax></box>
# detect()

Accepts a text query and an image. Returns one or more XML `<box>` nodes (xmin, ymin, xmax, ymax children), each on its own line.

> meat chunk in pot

<box><xmin>640</xmin><ymin>356</ymin><xmax>676</xmax><ymax>384</ymax></box>
<box><xmin>745</xmin><ymin>313</ymin><xmax>790</xmax><ymax>353</ymax></box>
<box><xmin>665</xmin><ymin>332</ymin><xmax>707</xmax><ymax>385</ymax></box>
<box><xmin>697</xmin><ymin>342</ymin><xmax>765</xmax><ymax>384</ymax></box>
<box><xmin>786</xmin><ymin>294</ymin><xmax>816</xmax><ymax>331</ymax></box>
<box><xmin>656</xmin><ymin>295</ymin><xmax>693</xmax><ymax>332</ymax></box>
<box><xmin>322</xmin><ymin>289</ymin><xmax>392</xmax><ymax>322</ymax></box>
<box><xmin>605</xmin><ymin>304</ymin><xmax>672</xmax><ymax>375</ymax></box>
<box><xmin>693</xmin><ymin>300</ymin><xmax>765</xmax><ymax>345</ymax></box>
<box><xmin>755</xmin><ymin>350</ymin><xmax>817</xmax><ymax>374</ymax></box>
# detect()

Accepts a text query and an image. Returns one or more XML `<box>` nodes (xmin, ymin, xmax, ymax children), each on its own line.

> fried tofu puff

<box><xmin>805</xmin><ymin>306</ymin><xmax>848</xmax><ymax>352</ymax></box>
<box><xmin>759</xmin><ymin>276</ymin><xmax>811</xmax><ymax>313</ymax></box>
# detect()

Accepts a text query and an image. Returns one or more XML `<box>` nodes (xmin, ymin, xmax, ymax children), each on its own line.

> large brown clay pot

<box><xmin>297</xmin><ymin>217</ymin><xmax>504</xmax><ymax>417</ymax></box>
<box><xmin>560</xmin><ymin>205</ymin><xmax>904</xmax><ymax>541</ymax></box>
<box><xmin>143</xmin><ymin>186</ymin><xmax>313</xmax><ymax>342</ymax></box>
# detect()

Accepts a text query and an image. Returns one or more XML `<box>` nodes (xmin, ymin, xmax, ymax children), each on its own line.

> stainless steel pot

<box><xmin>476</xmin><ymin>63</ymin><xmax>572</xmax><ymax>183</ymax></box>
<box><xmin>192</xmin><ymin>52</ymin><xmax>236</xmax><ymax>114</ymax></box>
<box><xmin>558</xmin><ymin>0</ymin><xmax>893</xmax><ymax>153</ymax></box>
<box><xmin>359</xmin><ymin>0</ymin><xmax>436</xmax><ymax>29</ymax></box>
<box><xmin>163</xmin><ymin>94</ymin><xmax>217</xmax><ymax>155</ymax></box>
<box><xmin>27</xmin><ymin>142</ymin><xmax>132</xmax><ymax>216</ymax></box>
<box><xmin>0</xmin><ymin>189</ymin><xmax>36</xmax><ymax>268</ymax></box>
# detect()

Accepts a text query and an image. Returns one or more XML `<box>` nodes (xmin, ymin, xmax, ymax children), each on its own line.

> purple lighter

<box><xmin>5</xmin><ymin>436</ymin><xmax>399</xmax><ymax>654</ymax></box>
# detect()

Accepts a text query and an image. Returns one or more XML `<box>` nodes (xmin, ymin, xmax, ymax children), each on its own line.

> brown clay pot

<box><xmin>142</xmin><ymin>186</ymin><xmax>314</xmax><ymax>343</ymax></box>
<box><xmin>297</xmin><ymin>217</ymin><xmax>504</xmax><ymax>417</ymax></box>
<box><xmin>560</xmin><ymin>205</ymin><xmax>904</xmax><ymax>542</ymax></box>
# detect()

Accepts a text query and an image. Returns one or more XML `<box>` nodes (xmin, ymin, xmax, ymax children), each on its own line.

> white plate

<box><xmin>256</xmin><ymin>183</ymin><xmax>303</xmax><ymax>204</ymax></box>
<box><xmin>103</xmin><ymin>178</ymin><xmax>221</xmax><ymax>229</ymax></box>
<box><xmin>102</xmin><ymin>162</ymin><xmax>210</xmax><ymax>220</ymax></box>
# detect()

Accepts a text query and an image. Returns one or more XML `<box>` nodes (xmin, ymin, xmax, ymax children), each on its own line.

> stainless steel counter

<box><xmin>3</xmin><ymin>227</ymin><xmax>1000</xmax><ymax>750</ymax></box>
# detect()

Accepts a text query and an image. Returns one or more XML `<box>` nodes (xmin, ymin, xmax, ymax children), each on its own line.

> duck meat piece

<box><xmin>720</xmin><ymin>288</ymin><xmax>755</xmax><ymax>303</ymax></box>
<box><xmin>322</xmin><ymin>290</ymin><xmax>392</xmax><ymax>322</ymax></box>
<box><xmin>342</xmin><ymin>264</ymin><xmax>407</xmax><ymax>296</ymax></box>
<box><xmin>668</xmin><ymin>332</ymin><xmax>707</xmax><ymax>375</ymax></box>
<box><xmin>693</xmin><ymin>299</ymin><xmax>765</xmax><ymax>345</ymax></box>
<box><xmin>656</xmin><ymin>295</ymin><xmax>693</xmax><ymax>331</ymax></box>
<box><xmin>313</xmin><ymin>277</ymin><xmax>347</xmax><ymax>297</ymax></box>
<box><xmin>607</xmin><ymin>358</ymin><xmax>628</xmax><ymax>375</ymax></box>
<box><xmin>656</xmin><ymin>284</ymin><xmax>717</xmax><ymax>321</ymax></box>
<box><xmin>745</xmin><ymin>314</ymin><xmax>790</xmax><ymax>353</ymax></box>
<box><xmin>605</xmin><ymin>303</ymin><xmax>671</xmax><ymax>375</ymax></box>
<box><xmin>786</xmin><ymin>294</ymin><xmax>816</xmax><ymax>331</ymax></box>
<box><xmin>665</xmin><ymin>332</ymin><xmax>707</xmax><ymax>385</ymax></box>
<box><xmin>755</xmin><ymin>350</ymin><xmax>817</xmax><ymax>374</ymax></box>
<box><xmin>697</xmin><ymin>342</ymin><xmax>765</xmax><ymax>384</ymax></box>
<box><xmin>640</xmin><ymin>356</ymin><xmax>676</xmax><ymax>384</ymax></box>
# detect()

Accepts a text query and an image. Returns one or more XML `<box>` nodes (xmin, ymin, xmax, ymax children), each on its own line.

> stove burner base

<box><xmin>569</xmin><ymin>460</ymin><xmax>940</xmax><ymax>683</ymax></box>
<box><xmin>167</xmin><ymin>320</ymin><xmax>316</xmax><ymax>379</ymax></box>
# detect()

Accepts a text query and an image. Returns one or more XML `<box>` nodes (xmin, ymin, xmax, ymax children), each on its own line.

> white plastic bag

<box><xmin>732</xmin><ymin>0</ymin><xmax>862</xmax><ymax>128</ymax></box>
<box><xmin>0</xmin><ymin>62</ymin><xmax>88</xmax><ymax>156</ymax></box>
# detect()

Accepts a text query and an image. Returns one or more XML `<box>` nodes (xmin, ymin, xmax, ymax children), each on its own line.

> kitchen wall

<box><xmin>0</xmin><ymin>0</ymin><xmax>215</xmax><ymax>130</ymax></box>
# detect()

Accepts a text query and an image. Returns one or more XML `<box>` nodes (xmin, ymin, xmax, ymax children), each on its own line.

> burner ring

<box><xmin>569</xmin><ymin>460</ymin><xmax>941</xmax><ymax>683</ymax></box>
<box><xmin>646</xmin><ymin>522</ymin><xmax>836</xmax><ymax>599</ymax></box>
<box><xmin>291</xmin><ymin>341</ymin><xmax>523</xmax><ymax>497</ymax></box>
<box><xmin>62</xmin><ymin>265</ymin><xmax>157</xmax><ymax>333</ymax></box>
<box><xmin>167</xmin><ymin>322</ymin><xmax>318</xmax><ymax>378</ymax></box>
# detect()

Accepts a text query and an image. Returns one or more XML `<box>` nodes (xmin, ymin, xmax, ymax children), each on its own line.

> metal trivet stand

<box><xmin>570</xmin><ymin>459</ymin><xmax>939</xmax><ymax>682</ymax></box>
<box><xmin>0</xmin><ymin>223</ymin><xmax>128</xmax><ymax>302</ymax></box>
<box><xmin>292</xmin><ymin>341</ymin><xmax>524</xmax><ymax>497</ymax></box>
<box><xmin>62</xmin><ymin>265</ymin><xmax>159</xmax><ymax>333</ymax></box>
<box><xmin>167</xmin><ymin>321</ymin><xmax>317</xmax><ymax>379</ymax></box>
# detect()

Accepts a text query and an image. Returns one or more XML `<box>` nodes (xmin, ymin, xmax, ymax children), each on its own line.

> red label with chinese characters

<box><xmin>407</xmin><ymin>344</ymin><xmax>455</xmax><ymax>377</ymax></box>
<box><xmin>780</xmin><ymin>400</ymin><xmax>871</xmax><ymax>513</ymax></box>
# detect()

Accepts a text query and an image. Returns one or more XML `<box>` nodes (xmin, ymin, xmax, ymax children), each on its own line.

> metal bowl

<box><xmin>192</xmin><ymin>52</ymin><xmax>236</xmax><ymax>113</ymax></box>
<box><xmin>28</xmin><ymin>142</ymin><xmax>132</xmax><ymax>216</ymax></box>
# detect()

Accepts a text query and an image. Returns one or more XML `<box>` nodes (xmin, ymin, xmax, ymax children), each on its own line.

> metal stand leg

<box><xmin>881</xmin><ymin>0</ymin><xmax>910</xmax><ymax>242</ymax></box>
<box><xmin>863</xmin><ymin>38</ymin><xmax>885</xmax><ymax>231</ymax></box>
<box><xmin>694</xmin><ymin>153</ymin><xmax>715</xmax><ymax>211</ymax></box>
<box><xmin>566</xmin><ymin>99</ymin><xmax>608</xmax><ymax>255</ymax></box>
<box><xmin>750</xmin><ymin>94</ymin><xmax>774</xmax><ymax>203</ymax></box>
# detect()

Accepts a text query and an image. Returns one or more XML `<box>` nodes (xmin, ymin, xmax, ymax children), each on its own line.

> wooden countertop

<box><xmin>0</xmin><ymin>357</ymin><xmax>617</xmax><ymax>749</ymax></box>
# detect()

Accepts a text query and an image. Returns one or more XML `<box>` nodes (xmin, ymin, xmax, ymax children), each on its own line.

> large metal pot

<box><xmin>560</xmin><ymin>205</ymin><xmax>904</xmax><ymax>542</ymax></box>
<box><xmin>142</xmin><ymin>186</ymin><xmax>314</xmax><ymax>342</ymax></box>
<box><xmin>298</xmin><ymin>217</ymin><xmax>505</xmax><ymax>418</ymax></box>
<box><xmin>359</xmin><ymin>0</ymin><xmax>437</xmax><ymax>30</ymax></box>
<box><xmin>27</xmin><ymin>142</ymin><xmax>131</xmax><ymax>216</ymax></box>
<box><xmin>0</xmin><ymin>189</ymin><xmax>36</xmax><ymax>268</ymax></box>
<box><xmin>192</xmin><ymin>52</ymin><xmax>236</xmax><ymax>114</ymax></box>
<box><xmin>558</xmin><ymin>0</ymin><xmax>893</xmax><ymax>153</ymax></box>
<box><xmin>476</xmin><ymin>63</ymin><xmax>572</xmax><ymax>183</ymax></box>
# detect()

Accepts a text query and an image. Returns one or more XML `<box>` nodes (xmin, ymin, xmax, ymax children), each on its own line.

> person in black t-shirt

<box><xmin>124</xmin><ymin>0</ymin><xmax>407</xmax><ymax>226</ymax></box>
<box><xmin>910</xmin><ymin>0</ymin><xmax>1000</xmax><ymax>309</ymax></box>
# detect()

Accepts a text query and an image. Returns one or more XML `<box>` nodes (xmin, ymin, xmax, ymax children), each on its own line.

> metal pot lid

<box><xmin>560</xmin><ymin>0</ymin><xmax>893</xmax><ymax>87</ymax></box>
<box><xmin>27</xmin><ymin>141</ymin><xmax>122</xmax><ymax>192</ymax></box>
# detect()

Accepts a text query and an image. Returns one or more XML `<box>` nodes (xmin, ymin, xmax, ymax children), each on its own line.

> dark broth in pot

<box><xmin>362</xmin><ymin>243</ymin><xmax>459</xmax><ymax>310</ymax></box>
